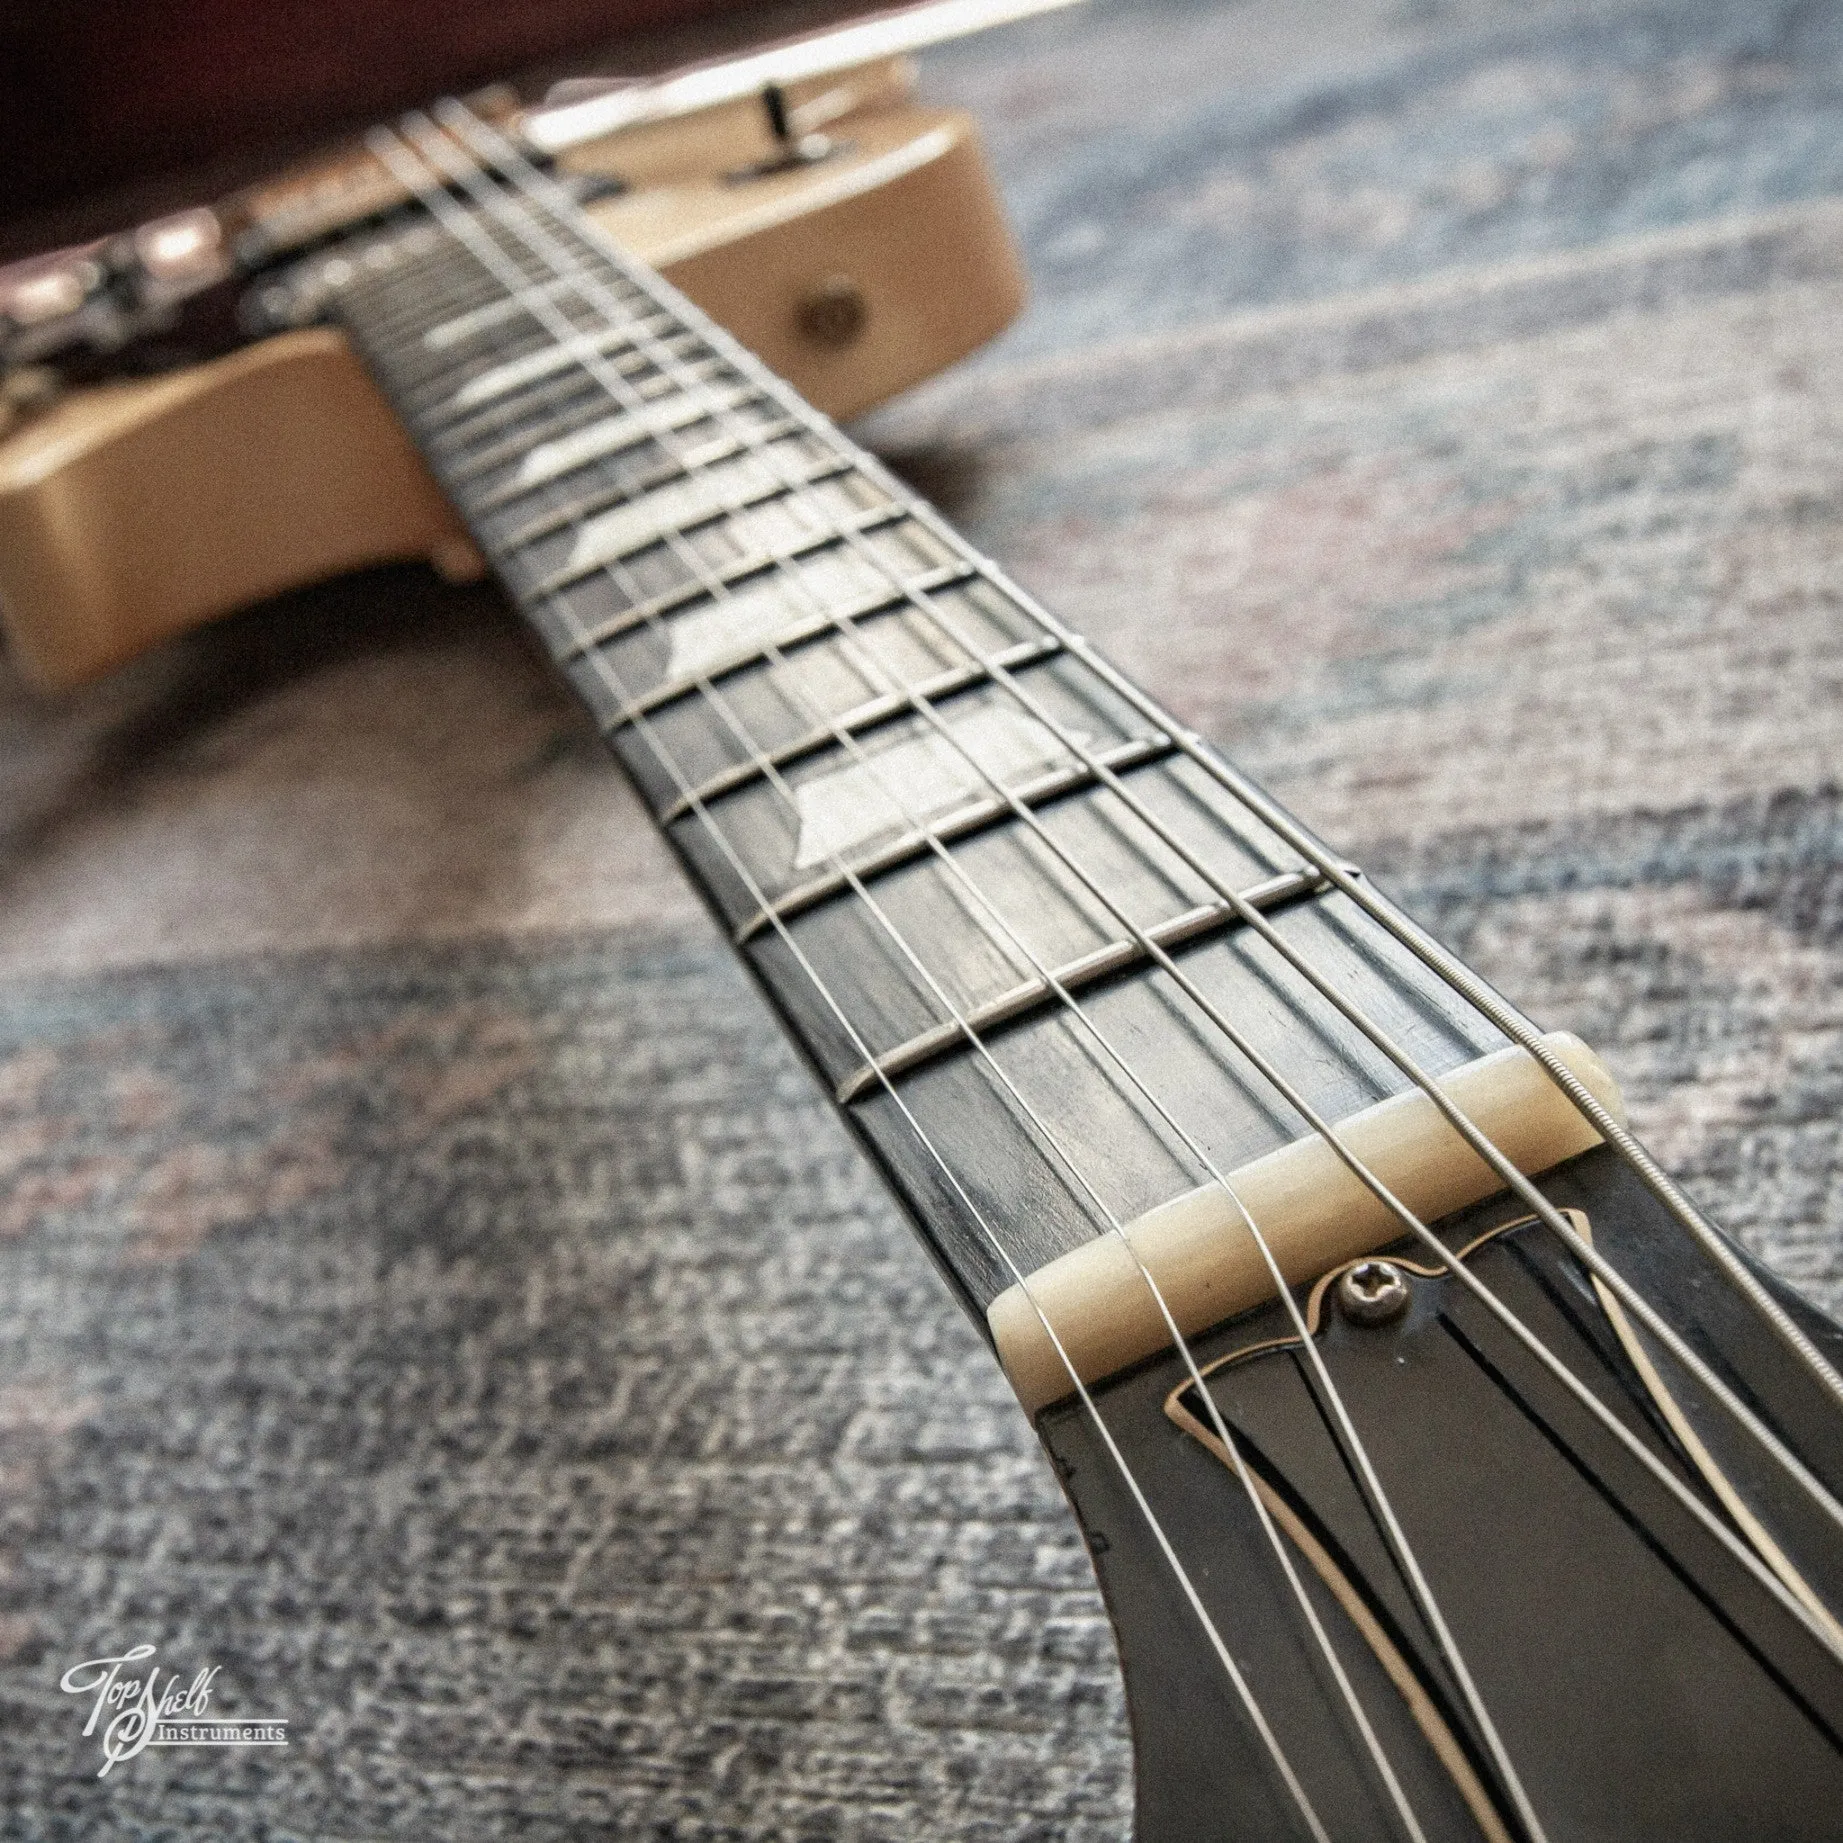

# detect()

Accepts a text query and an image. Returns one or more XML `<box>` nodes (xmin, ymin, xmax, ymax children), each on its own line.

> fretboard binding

<box><xmin>498</xmin><ymin>423</ymin><xmax>823</xmax><ymax>549</ymax></box>
<box><xmin>732</xmin><ymin>732</ymin><xmax>1175</xmax><ymax>944</ymax></box>
<box><xmin>547</xmin><ymin>504</ymin><xmax>909</xmax><ymax>630</ymax></box>
<box><xmin>833</xmin><ymin>866</ymin><xmax>1333</xmax><ymax>1105</ymax></box>
<box><xmin>600</xmin><ymin>562</ymin><xmax>978</xmax><ymax>727</ymax></box>
<box><xmin>658</xmin><ymin>635</ymin><xmax>1065</xmax><ymax>824</ymax></box>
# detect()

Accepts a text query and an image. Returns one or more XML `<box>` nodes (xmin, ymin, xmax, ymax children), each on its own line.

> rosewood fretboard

<box><xmin>307</xmin><ymin>114</ymin><xmax>1513</xmax><ymax>1325</ymax></box>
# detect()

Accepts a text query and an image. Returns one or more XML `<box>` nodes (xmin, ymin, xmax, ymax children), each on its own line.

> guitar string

<box><xmin>359</xmin><ymin>122</ymin><xmax>1343</xmax><ymax>1843</ymax></box>
<box><xmin>374</xmin><ymin>107</ymin><xmax>1843</xmax><ymax>1688</ymax></box>
<box><xmin>370</xmin><ymin>104</ymin><xmax>1843</xmax><ymax>1688</ymax></box>
<box><xmin>365</xmin><ymin>126</ymin><xmax>1469</xmax><ymax>1843</ymax></box>
<box><xmin>337</xmin><ymin>174</ymin><xmax>1446</xmax><ymax>1843</ymax></box>
<box><xmin>407</xmin><ymin>103</ymin><xmax>1843</xmax><ymax>1808</ymax></box>
<box><xmin>363</xmin><ymin>115</ymin><xmax>1843</xmax><ymax>1828</ymax></box>
<box><xmin>414</xmin><ymin>104</ymin><xmax>1843</xmax><ymax>1710</ymax></box>
<box><xmin>385</xmin><ymin>164</ymin><xmax>1446</xmax><ymax>1839</ymax></box>
<box><xmin>429</xmin><ymin>101</ymin><xmax>1843</xmax><ymax>1559</ymax></box>
<box><xmin>386</xmin><ymin>118</ymin><xmax>1574</xmax><ymax>1836</ymax></box>
<box><xmin>402</xmin><ymin>128</ymin><xmax>1556</xmax><ymax>1834</ymax></box>
<box><xmin>418</xmin><ymin>106</ymin><xmax>1843</xmax><ymax>1609</ymax></box>
<box><xmin>352</xmin><ymin>107</ymin><xmax>1835</xmax><ymax>1820</ymax></box>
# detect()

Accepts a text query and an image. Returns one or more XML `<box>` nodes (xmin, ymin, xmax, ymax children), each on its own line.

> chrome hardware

<box><xmin>1336</xmin><ymin>1260</ymin><xmax>1412</xmax><ymax>1328</ymax></box>
<box><xmin>728</xmin><ymin>84</ymin><xmax>848</xmax><ymax>182</ymax></box>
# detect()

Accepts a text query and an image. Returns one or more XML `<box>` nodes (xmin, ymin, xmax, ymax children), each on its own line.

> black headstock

<box><xmin>1042</xmin><ymin>1146</ymin><xmax>1843</xmax><ymax>1841</ymax></box>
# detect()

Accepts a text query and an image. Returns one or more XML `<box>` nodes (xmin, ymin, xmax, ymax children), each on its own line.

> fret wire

<box><xmin>368</xmin><ymin>126</ymin><xmax>1450</xmax><ymax>1838</ymax></box>
<box><xmin>414</xmin><ymin>311</ymin><xmax>686</xmax><ymax>428</ymax></box>
<box><xmin>499</xmin><ymin>424</ymin><xmax>823</xmax><ymax>550</ymax></box>
<box><xmin>410</xmin><ymin>316</ymin><xmax>630</xmax><ymax>409</ymax></box>
<box><xmin>423</xmin><ymin>322</ymin><xmax>696</xmax><ymax>444</ymax></box>
<box><xmin>410</xmin><ymin>123</ymin><xmax>1574</xmax><ymax>1832</ymax></box>
<box><xmin>544</xmin><ymin>501</ymin><xmax>909</xmax><ymax>625</ymax></box>
<box><xmin>404</xmin><ymin>327</ymin><xmax>604</xmax><ymax>419</ymax></box>
<box><xmin>438</xmin><ymin>352</ymin><xmax>724</xmax><ymax>482</ymax></box>
<box><xmin>366</xmin><ymin>125</ymin><xmax>1345</xmax><ymax>1836</ymax></box>
<box><xmin>329</xmin><ymin>231</ymin><xmax>491</xmax><ymax>335</ymax></box>
<box><xmin>424</xmin><ymin>342</ymin><xmax>713</xmax><ymax>487</ymax></box>
<box><xmin>339</xmin><ymin>244</ymin><xmax>526</xmax><ymax>359</ymax></box>
<box><xmin>730</xmin><ymin>734</ymin><xmax>1174</xmax><ymax>942</ymax></box>
<box><xmin>428</xmin><ymin>103</ymin><xmax>1843</xmax><ymax>1557</ymax></box>
<box><xmin>416</xmin><ymin>317</ymin><xmax>677</xmax><ymax>420</ymax></box>
<box><xmin>420</xmin><ymin>273</ymin><xmax>589</xmax><ymax>354</ymax></box>
<box><xmin>380</xmin><ymin>112</ymin><xmax>1843</xmax><ymax>1762</ymax></box>
<box><xmin>657</xmin><ymin>633</ymin><xmax>1064</xmax><ymax>824</ymax></box>
<box><xmin>429</xmin><ymin>372</ymin><xmax>631</xmax><ymax>472</ymax></box>
<box><xmin>365</xmin><ymin>262</ymin><xmax>548</xmax><ymax>360</ymax></box>
<box><xmin>469</xmin><ymin>379</ymin><xmax>761</xmax><ymax>506</ymax></box>
<box><xmin>606</xmin><ymin>566</ymin><xmax>977</xmax><ymax>727</ymax></box>
<box><xmin>834</xmin><ymin>867</ymin><xmax>1333</xmax><ymax>1103</ymax></box>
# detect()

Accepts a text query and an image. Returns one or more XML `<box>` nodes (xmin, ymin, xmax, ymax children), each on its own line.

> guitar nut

<box><xmin>796</xmin><ymin>275</ymin><xmax>868</xmax><ymax>349</ymax></box>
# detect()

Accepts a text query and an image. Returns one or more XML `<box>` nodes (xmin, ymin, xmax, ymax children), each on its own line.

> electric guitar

<box><xmin>5</xmin><ymin>6</ymin><xmax>1843</xmax><ymax>1836</ymax></box>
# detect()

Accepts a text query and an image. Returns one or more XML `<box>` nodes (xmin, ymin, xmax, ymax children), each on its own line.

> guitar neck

<box><xmin>323</xmin><ymin>110</ymin><xmax>1516</xmax><ymax>1322</ymax></box>
<box><xmin>301</xmin><ymin>106</ymin><xmax>1843</xmax><ymax>1843</ymax></box>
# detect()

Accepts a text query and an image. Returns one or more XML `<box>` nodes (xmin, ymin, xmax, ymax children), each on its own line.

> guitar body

<box><xmin>0</xmin><ymin>97</ymin><xmax>1021</xmax><ymax>689</ymax></box>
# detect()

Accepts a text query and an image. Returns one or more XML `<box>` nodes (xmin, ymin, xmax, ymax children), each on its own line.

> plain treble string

<box><xmin>361</xmin><ymin>119</ymin><xmax>1345</xmax><ymax>1843</ymax></box>
<box><xmin>385</xmin><ymin>89</ymin><xmax>1828</xmax><ymax>1769</ymax></box>
<box><xmin>442</xmin><ymin>98</ymin><xmax>1843</xmax><ymax>1570</ymax></box>
<box><xmin>408</xmin><ymin>105</ymin><xmax>1843</xmax><ymax>1676</ymax></box>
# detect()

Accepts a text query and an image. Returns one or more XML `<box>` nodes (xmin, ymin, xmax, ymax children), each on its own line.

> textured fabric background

<box><xmin>4</xmin><ymin>0</ymin><xmax>1843</xmax><ymax>1834</ymax></box>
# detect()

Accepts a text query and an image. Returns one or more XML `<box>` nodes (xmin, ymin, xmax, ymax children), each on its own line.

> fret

<box><xmin>598</xmin><ymin>561</ymin><xmax>980</xmax><ymax>726</ymax></box>
<box><xmin>499</xmin><ymin>423</ymin><xmax>824</xmax><ymax>550</ymax></box>
<box><xmin>431</xmin><ymin>349</ymin><xmax>720</xmax><ymax>478</ymax></box>
<box><xmin>412</xmin><ymin>308</ymin><xmax>685</xmax><ymax>422</ymax></box>
<box><xmin>833</xmin><ymin>865</ymin><xmax>1334</xmax><ymax>1104</ymax></box>
<box><xmin>338</xmin><ymin>240</ymin><xmax>526</xmax><ymax>356</ymax></box>
<box><xmin>446</xmin><ymin>364</ymin><xmax>694</xmax><ymax>485</ymax></box>
<box><xmin>658</xmin><ymin>634</ymin><xmax>1065</xmax><ymax>824</ymax></box>
<box><xmin>523</xmin><ymin>450</ymin><xmax>861</xmax><ymax>587</ymax></box>
<box><xmin>616</xmin><ymin>577</ymin><xmax>1042</xmax><ymax>811</ymax></box>
<box><xmin>404</xmin><ymin>323</ymin><xmax>584</xmax><ymax>409</ymax></box>
<box><xmin>422</xmin><ymin>274</ymin><xmax>577</xmax><ymax>350</ymax></box>
<box><xmin>472</xmin><ymin>383</ymin><xmax>762</xmax><ymax>503</ymax></box>
<box><xmin>325</xmin><ymin>165</ymin><xmax>1511</xmax><ymax>1319</ymax></box>
<box><xmin>423</xmin><ymin>320</ymin><xmax>696</xmax><ymax>442</ymax></box>
<box><xmin>822</xmin><ymin>883</ymin><xmax>1505</xmax><ymax>1298</ymax></box>
<box><xmin>540</xmin><ymin>498</ymin><xmax>905</xmax><ymax>617</ymax></box>
<box><xmin>732</xmin><ymin>730</ymin><xmax>1177</xmax><ymax>941</ymax></box>
<box><xmin>441</xmin><ymin>321</ymin><xmax>661</xmax><ymax>415</ymax></box>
